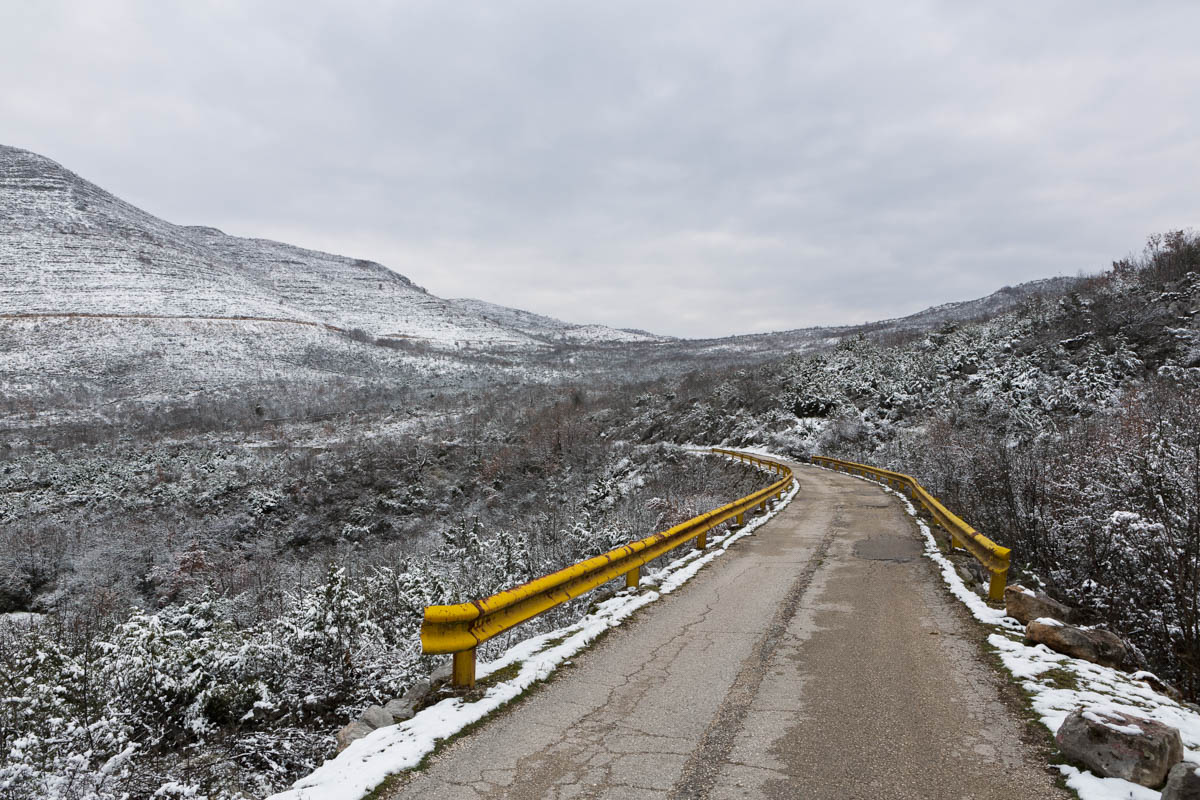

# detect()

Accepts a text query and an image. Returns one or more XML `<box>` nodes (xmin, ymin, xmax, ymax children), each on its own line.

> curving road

<box><xmin>383</xmin><ymin>462</ymin><xmax>1069</xmax><ymax>799</ymax></box>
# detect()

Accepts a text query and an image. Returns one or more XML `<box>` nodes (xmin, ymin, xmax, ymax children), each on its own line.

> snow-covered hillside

<box><xmin>0</xmin><ymin>143</ymin><xmax>1086</xmax><ymax>440</ymax></box>
<box><xmin>862</xmin><ymin>276</ymin><xmax>1083</xmax><ymax>331</ymax></box>
<box><xmin>0</xmin><ymin>145</ymin><xmax>544</xmax><ymax>351</ymax></box>
<box><xmin>1</xmin><ymin>143</ymin><xmax>1078</xmax><ymax>368</ymax></box>
<box><xmin>451</xmin><ymin>298</ymin><xmax>675</xmax><ymax>345</ymax></box>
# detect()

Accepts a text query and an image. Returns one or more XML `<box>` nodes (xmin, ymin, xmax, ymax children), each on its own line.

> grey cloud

<box><xmin>2</xmin><ymin>1</ymin><xmax>1199</xmax><ymax>337</ymax></box>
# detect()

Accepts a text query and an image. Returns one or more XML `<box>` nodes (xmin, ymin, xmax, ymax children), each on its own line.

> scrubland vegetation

<box><xmin>609</xmin><ymin>231</ymin><xmax>1200</xmax><ymax>701</ymax></box>
<box><xmin>0</xmin><ymin>386</ymin><xmax>770</xmax><ymax>799</ymax></box>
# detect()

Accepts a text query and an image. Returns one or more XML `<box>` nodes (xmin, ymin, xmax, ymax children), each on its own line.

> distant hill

<box><xmin>632</xmin><ymin>276</ymin><xmax>1085</xmax><ymax>367</ymax></box>
<box><xmin>450</xmin><ymin>298</ymin><xmax>675</xmax><ymax>345</ymax></box>
<box><xmin>856</xmin><ymin>277</ymin><xmax>1083</xmax><ymax>332</ymax></box>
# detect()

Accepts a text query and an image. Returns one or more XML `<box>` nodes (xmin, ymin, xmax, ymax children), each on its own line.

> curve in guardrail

<box><xmin>811</xmin><ymin>455</ymin><xmax>1010</xmax><ymax>601</ymax></box>
<box><xmin>421</xmin><ymin>448</ymin><xmax>794</xmax><ymax>688</ymax></box>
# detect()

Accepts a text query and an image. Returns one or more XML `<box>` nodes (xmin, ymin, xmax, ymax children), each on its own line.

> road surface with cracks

<box><xmin>383</xmin><ymin>461</ymin><xmax>1069</xmax><ymax>800</ymax></box>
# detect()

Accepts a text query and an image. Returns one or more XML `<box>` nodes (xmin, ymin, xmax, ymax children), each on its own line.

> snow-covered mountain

<box><xmin>0</xmin><ymin>145</ymin><xmax>544</xmax><ymax>351</ymax></box>
<box><xmin>450</xmin><ymin>298</ymin><xmax>674</xmax><ymax>345</ymax></box>
<box><xmin>0</xmin><ymin>143</ymin><xmax>1084</xmax><ymax>437</ymax></box>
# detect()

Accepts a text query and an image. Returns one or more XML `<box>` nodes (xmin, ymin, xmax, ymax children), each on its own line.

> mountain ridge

<box><xmin>450</xmin><ymin>297</ymin><xmax>677</xmax><ymax>345</ymax></box>
<box><xmin>1</xmin><ymin>143</ymin><xmax>1082</xmax><ymax>352</ymax></box>
<box><xmin>0</xmin><ymin>145</ymin><xmax>544</xmax><ymax>351</ymax></box>
<box><xmin>0</xmin><ymin>143</ymin><xmax>1086</xmax><ymax>439</ymax></box>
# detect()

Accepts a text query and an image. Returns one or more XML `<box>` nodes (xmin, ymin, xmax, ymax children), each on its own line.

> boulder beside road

<box><xmin>1055</xmin><ymin>707</ymin><xmax>1183</xmax><ymax>789</ymax></box>
<box><xmin>1026</xmin><ymin>618</ymin><xmax>1131</xmax><ymax>670</ymax></box>
<box><xmin>1005</xmin><ymin>584</ymin><xmax>1075</xmax><ymax>625</ymax></box>
<box><xmin>335</xmin><ymin>681</ymin><xmax>429</xmax><ymax>751</ymax></box>
<box><xmin>1163</xmin><ymin>761</ymin><xmax>1200</xmax><ymax>799</ymax></box>
<box><xmin>335</xmin><ymin>704</ymin><xmax>393</xmax><ymax>751</ymax></box>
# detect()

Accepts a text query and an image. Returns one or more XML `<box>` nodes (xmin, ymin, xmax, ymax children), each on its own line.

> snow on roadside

<box><xmin>820</xmin><ymin>464</ymin><xmax>1200</xmax><ymax>800</ymax></box>
<box><xmin>268</xmin><ymin>451</ymin><xmax>799</xmax><ymax>800</ymax></box>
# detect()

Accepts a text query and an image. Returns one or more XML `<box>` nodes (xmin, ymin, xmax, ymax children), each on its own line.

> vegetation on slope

<box><xmin>0</xmin><ymin>388</ymin><xmax>771</xmax><ymax>799</ymax></box>
<box><xmin>615</xmin><ymin>231</ymin><xmax>1200</xmax><ymax>701</ymax></box>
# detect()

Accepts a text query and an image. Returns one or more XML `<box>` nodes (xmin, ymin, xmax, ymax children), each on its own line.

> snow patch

<box><xmin>1057</xmin><ymin>765</ymin><xmax>1159</xmax><ymax>800</ymax></box>
<box><xmin>1081</xmin><ymin>709</ymin><xmax>1143</xmax><ymax>736</ymax></box>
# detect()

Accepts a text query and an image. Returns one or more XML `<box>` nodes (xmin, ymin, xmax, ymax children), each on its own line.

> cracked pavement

<box><xmin>382</xmin><ymin>463</ymin><xmax>1069</xmax><ymax>799</ymax></box>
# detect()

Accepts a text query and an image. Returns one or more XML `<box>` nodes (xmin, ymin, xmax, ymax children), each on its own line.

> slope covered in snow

<box><xmin>0</xmin><ymin>145</ymin><xmax>543</xmax><ymax>351</ymax></box>
<box><xmin>859</xmin><ymin>276</ymin><xmax>1083</xmax><ymax>331</ymax></box>
<box><xmin>451</xmin><ymin>298</ymin><xmax>675</xmax><ymax>345</ymax></box>
<box><xmin>0</xmin><ymin>143</ymin><xmax>1086</xmax><ymax>439</ymax></box>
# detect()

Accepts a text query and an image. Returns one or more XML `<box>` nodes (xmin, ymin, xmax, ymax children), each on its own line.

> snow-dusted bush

<box><xmin>1</xmin><ymin>434</ymin><xmax>768</xmax><ymax>798</ymax></box>
<box><xmin>594</xmin><ymin>233</ymin><xmax>1200</xmax><ymax>701</ymax></box>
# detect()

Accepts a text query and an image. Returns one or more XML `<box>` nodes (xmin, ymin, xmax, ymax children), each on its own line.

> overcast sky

<box><xmin>3</xmin><ymin>1</ymin><xmax>1199</xmax><ymax>338</ymax></box>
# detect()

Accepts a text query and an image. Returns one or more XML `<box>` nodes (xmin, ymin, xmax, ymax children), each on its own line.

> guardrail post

<box><xmin>695</xmin><ymin>531</ymin><xmax>707</xmax><ymax>550</ymax></box>
<box><xmin>626</xmin><ymin>565</ymin><xmax>640</xmax><ymax>589</ymax></box>
<box><xmin>452</xmin><ymin>648</ymin><xmax>476</xmax><ymax>689</ymax></box>
<box><xmin>736</xmin><ymin>512</ymin><xmax>744</xmax><ymax>527</ymax></box>
<box><xmin>988</xmin><ymin>566</ymin><xmax>1008</xmax><ymax>603</ymax></box>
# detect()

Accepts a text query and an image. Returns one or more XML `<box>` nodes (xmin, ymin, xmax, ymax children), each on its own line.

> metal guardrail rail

<box><xmin>810</xmin><ymin>455</ymin><xmax>1010</xmax><ymax>601</ymax></box>
<box><xmin>421</xmin><ymin>448</ymin><xmax>794</xmax><ymax>688</ymax></box>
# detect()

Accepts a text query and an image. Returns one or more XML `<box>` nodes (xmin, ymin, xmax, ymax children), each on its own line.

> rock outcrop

<box><xmin>383</xmin><ymin>696</ymin><xmax>418</xmax><ymax>723</ymax></box>
<box><xmin>335</xmin><ymin>704</ymin><xmax>394</xmax><ymax>752</ymax></box>
<box><xmin>1133</xmin><ymin>671</ymin><xmax>1186</xmax><ymax>703</ymax></box>
<box><xmin>335</xmin><ymin>677</ymin><xmax>437</xmax><ymax>751</ymax></box>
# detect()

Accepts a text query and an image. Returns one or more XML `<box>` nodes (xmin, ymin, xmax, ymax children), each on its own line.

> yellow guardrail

<box><xmin>421</xmin><ymin>449</ymin><xmax>794</xmax><ymax>687</ymax></box>
<box><xmin>810</xmin><ymin>455</ymin><xmax>1010</xmax><ymax>601</ymax></box>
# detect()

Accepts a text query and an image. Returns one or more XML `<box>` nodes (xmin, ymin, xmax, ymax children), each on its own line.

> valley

<box><xmin>3</xmin><ymin>144</ymin><xmax>1198</xmax><ymax>800</ymax></box>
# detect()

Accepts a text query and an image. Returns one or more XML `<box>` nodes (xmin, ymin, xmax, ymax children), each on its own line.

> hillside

<box><xmin>0</xmin><ymin>145</ymin><xmax>544</xmax><ymax>350</ymax></box>
<box><xmin>677</xmin><ymin>276</ymin><xmax>1085</xmax><ymax>356</ymax></box>
<box><xmin>0</xmin><ymin>143</ymin><xmax>1088</xmax><ymax>448</ymax></box>
<box><xmin>0</xmin><ymin>145</ymin><xmax>562</xmax><ymax>440</ymax></box>
<box><xmin>451</xmin><ymin>298</ymin><xmax>675</xmax><ymax>345</ymax></box>
<box><xmin>611</xmin><ymin>232</ymin><xmax>1200</xmax><ymax>701</ymax></box>
<box><xmin>0</xmin><ymin>144</ymin><xmax>1079</xmax><ymax>360</ymax></box>
<box><xmin>859</xmin><ymin>276</ymin><xmax>1083</xmax><ymax>332</ymax></box>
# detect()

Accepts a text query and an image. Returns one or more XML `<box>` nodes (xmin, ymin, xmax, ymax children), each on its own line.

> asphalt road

<box><xmin>384</xmin><ymin>462</ymin><xmax>1070</xmax><ymax>799</ymax></box>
